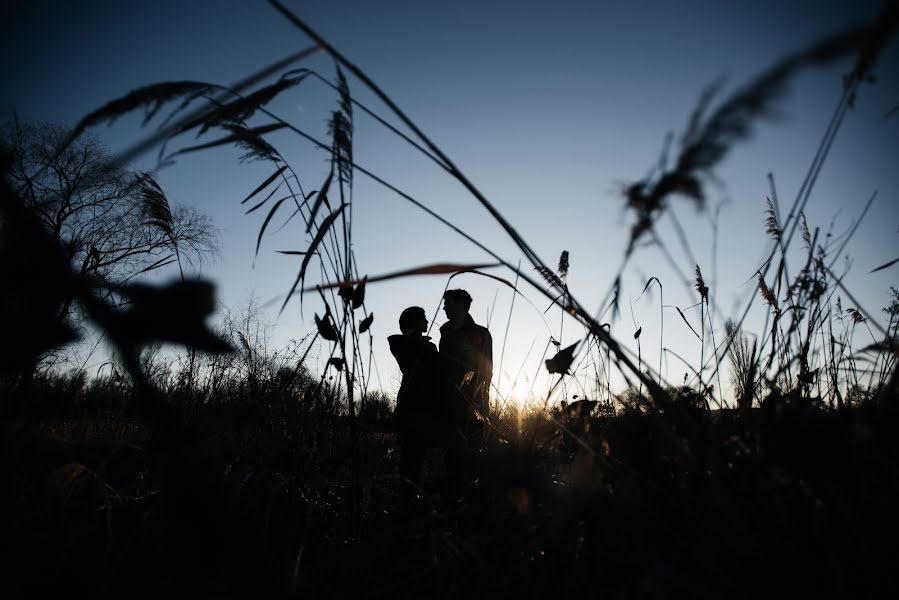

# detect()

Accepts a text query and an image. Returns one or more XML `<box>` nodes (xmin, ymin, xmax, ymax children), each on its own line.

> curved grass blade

<box><xmin>172</xmin><ymin>122</ymin><xmax>287</xmax><ymax>157</ymax></box>
<box><xmin>256</xmin><ymin>196</ymin><xmax>290</xmax><ymax>256</ymax></box>
<box><xmin>282</xmin><ymin>203</ymin><xmax>348</xmax><ymax>312</ymax></box>
<box><xmin>245</xmin><ymin>185</ymin><xmax>285</xmax><ymax>214</ymax></box>
<box><xmin>869</xmin><ymin>256</ymin><xmax>899</xmax><ymax>273</ymax></box>
<box><xmin>301</xmin><ymin>262</ymin><xmax>503</xmax><ymax>291</ymax></box>
<box><xmin>135</xmin><ymin>255</ymin><xmax>178</xmax><ymax>275</ymax></box>
<box><xmin>242</xmin><ymin>165</ymin><xmax>288</xmax><ymax>204</ymax></box>
<box><xmin>676</xmin><ymin>306</ymin><xmax>702</xmax><ymax>340</ymax></box>
<box><xmin>447</xmin><ymin>268</ymin><xmax>518</xmax><ymax>291</ymax></box>
<box><xmin>306</xmin><ymin>171</ymin><xmax>333</xmax><ymax>233</ymax></box>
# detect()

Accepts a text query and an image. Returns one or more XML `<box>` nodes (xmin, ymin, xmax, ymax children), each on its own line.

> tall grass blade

<box><xmin>676</xmin><ymin>306</ymin><xmax>702</xmax><ymax>340</ymax></box>
<box><xmin>172</xmin><ymin>122</ymin><xmax>286</xmax><ymax>161</ymax></box>
<box><xmin>256</xmin><ymin>196</ymin><xmax>290</xmax><ymax>256</ymax></box>
<box><xmin>282</xmin><ymin>203</ymin><xmax>348</xmax><ymax>312</ymax></box>
<box><xmin>246</xmin><ymin>192</ymin><xmax>288</xmax><ymax>215</ymax></box>
<box><xmin>870</xmin><ymin>257</ymin><xmax>899</xmax><ymax>273</ymax></box>
<box><xmin>242</xmin><ymin>165</ymin><xmax>288</xmax><ymax>204</ymax></box>
<box><xmin>298</xmin><ymin>262</ymin><xmax>506</xmax><ymax>291</ymax></box>
<box><xmin>306</xmin><ymin>171</ymin><xmax>333</xmax><ymax>233</ymax></box>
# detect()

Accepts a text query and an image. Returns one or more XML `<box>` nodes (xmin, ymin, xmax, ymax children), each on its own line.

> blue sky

<box><xmin>3</xmin><ymin>0</ymin><xmax>897</xmax><ymax>405</ymax></box>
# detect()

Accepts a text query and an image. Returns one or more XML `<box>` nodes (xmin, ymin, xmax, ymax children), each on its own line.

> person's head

<box><xmin>399</xmin><ymin>306</ymin><xmax>428</xmax><ymax>335</ymax></box>
<box><xmin>443</xmin><ymin>289</ymin><xmax>472</xmax><ymax>323</ymax></box>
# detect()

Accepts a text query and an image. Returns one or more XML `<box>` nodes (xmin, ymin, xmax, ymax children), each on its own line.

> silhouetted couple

<box><xmin>387</xmin><ymin>289</ymin><xmax>493</xmax><ymax>490</ymax></box>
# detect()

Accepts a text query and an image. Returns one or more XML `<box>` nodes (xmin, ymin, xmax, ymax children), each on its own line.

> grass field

<box><xmin>3</xmin><ymin>2</ymin><xmax>899</xmax><ymax>597</ymax></box>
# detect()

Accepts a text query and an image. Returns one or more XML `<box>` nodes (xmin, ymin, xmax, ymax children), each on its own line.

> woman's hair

<box><xmin>399</xmin><ymin>306</ymin><xmax>427</xmax><ymax>334</ymax></box>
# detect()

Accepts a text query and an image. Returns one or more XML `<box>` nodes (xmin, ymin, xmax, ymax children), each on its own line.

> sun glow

<box><xmin>502</xmin><ymin>382</ymin><xmax>529</xmax><ymax>410</ymax></box>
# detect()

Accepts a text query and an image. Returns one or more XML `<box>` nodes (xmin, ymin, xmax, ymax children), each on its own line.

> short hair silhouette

<box><xmin>399</xmin><ymin>306</ymin><xmax>427</xmax><ymax>334</ymax></box>
<box><xmin>444</xmin><ymin>289</ymin><xmax>472</xmax><ymax>310</ymax></box>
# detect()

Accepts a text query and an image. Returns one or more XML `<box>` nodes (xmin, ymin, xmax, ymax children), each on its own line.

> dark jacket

<box><xmin>388</xmin><ymin>334</ymin><xmax>449</xmax><ymax>442</ymax></box>
<box><xmin>439</xmin><ymin>314</ymin><xmax>493</xmax><ymax>424</ymax></box>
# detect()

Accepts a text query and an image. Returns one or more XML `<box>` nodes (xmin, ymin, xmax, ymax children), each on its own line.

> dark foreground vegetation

<box><xmin>3</xmin><ymin>371</ymin><xmax>899</xmax><ymax>598</ymax></box>
<box><xmin>3</xmin><ymin>1</ymin><xmax>899</xmax><ymax>598</ymax></box>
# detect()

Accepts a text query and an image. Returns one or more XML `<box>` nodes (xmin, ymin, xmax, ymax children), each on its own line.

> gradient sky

<box><xmin>3</xmin><ymin>0</ymin><xmax>897</xmax><ymax>405</ymax></box>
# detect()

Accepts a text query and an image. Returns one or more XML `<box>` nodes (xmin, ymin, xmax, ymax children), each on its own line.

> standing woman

<box><xmin>388</xmin><ymin>306</ymin><xmax>444</xmax><ymax>486</ymax></box>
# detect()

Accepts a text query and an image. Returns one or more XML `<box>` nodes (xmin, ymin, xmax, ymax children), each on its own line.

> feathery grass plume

<box><xmin>622</xmin><ymin>27</ymin><xmax>866</xmax><ymax>255</ymax></box>
<box><xmin>237</xmin><ymin>330</ymin><xmax>252</xmax><ymax>357</ymax></box>
<box><xmin>65</xmin><ymin>46</ymin><xmax>319</xmax><ymax>177</ymax></box>
<box><xmin>329</xmin><ymin>111</ymin><xmax>353</xmax><ymax>186</ymax></box>
<box><xmin>72</xmin><ymin>81</ymin><xmax>218</xmax><ymax>138</ymax></box>
<box><xmin>694</xmin><ymin>265</ymin><xmax>709</xmax><ymax>303</ymax></box>
<box><xmin>724</xmin><ymin>319</ymin><xmax>758</xmax><ymax>410</ymax></box>
<box><xmin>174</xmin><ymin>122</ymin><xmax>285</xmax><ymax>163</ymax></box>
<box><xmin>800</xmin><ymin>212</ymin><xmax>812</xmax><ymax>249</ymax></box>
<box><xmin>758</xmin><ymin>271</ymin><xmax>783</xmax><ymax>371</ymax></box>
<box><xmin>558</xmin><ymin>250</ymin><xmax>569</xmax><ymax>278</ymax></box>
<box><xmin>335</xmin><ymin>64</ymin><xmax>353</xmax><ymax>120</ymax></box>
<box><xmin>182</xmin><ymin>74</ymin><xmax>311</xmax><ymax>136</ymax></box>
<box><xmin>536</xmin><ymin>265</ymin><xmax>564</xmax><ymax>289</ymax></box>
<box><xmin>764</xmin><ymin>196</ymin><xmax>781</xmax><ymax>242</ymax></box>
<box><xmin>138</xmin><ymin>173</ymin><xmax>175</xmax><ymax>239</ymax></box>
<box><xmin>680</xmin><ymin>75</ymin><xmax>728</xmax><ymax>149</ymax></box>
<box><xmin>328</xmin><ymin>64</ymin><xmax>354</xmax><ymax>187</ymax></box>
<box><xmin>757</xmin><ymin>272</ymin><xmax>781</xmax><ymax>315</ymax></box>
<box><xmin>844</xmin><ymin>2</ymin><xmax>899</xmax><ymax>104</ymax></box>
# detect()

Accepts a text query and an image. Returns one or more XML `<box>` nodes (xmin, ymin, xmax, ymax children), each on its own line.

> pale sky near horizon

<box><xmin>3</xmin><ymin>0</ymin><xmax>898</xmax><ymax>406</ymax></box>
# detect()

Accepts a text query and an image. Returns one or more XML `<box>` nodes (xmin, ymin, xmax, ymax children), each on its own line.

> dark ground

<box><xmin>3</xmin><ymin>379</ymin><xmax>899</xmax><ymax>599</ymax></box>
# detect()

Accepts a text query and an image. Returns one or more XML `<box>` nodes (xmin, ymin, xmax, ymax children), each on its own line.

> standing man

<box><xmin>439</xmin><ymin>289</ymin><xmax>493</xmax><ymax>436</ymax></box>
